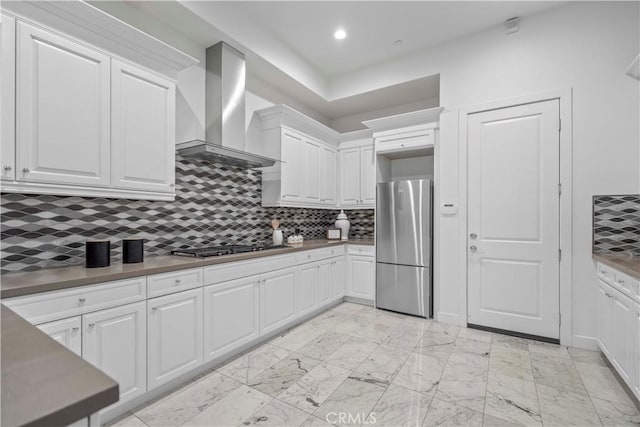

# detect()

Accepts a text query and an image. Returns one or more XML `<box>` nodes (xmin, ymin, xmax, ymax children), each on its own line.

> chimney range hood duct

<box><xmin>176</xmin><ymin>42</ymin><xmax>277</xmax><ymax>169</ymax></box>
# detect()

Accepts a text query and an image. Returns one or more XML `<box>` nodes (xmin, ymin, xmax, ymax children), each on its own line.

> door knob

<box><xmin>469</xmin><ymin>233</ymin><xmax>477</xmax><ymax>239</ymax></box>
<box><xmin>470</xmin><ymin>245</ymin><xmax>478</xmax><ymax>253</ymax></box>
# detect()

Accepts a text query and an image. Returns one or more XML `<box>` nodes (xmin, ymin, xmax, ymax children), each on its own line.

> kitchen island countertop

<box><xmin>1</xmin><ymin>305</ymin><xmax>119</xmax><ymax>427</ymax></box>
<box><xmin>1</xmin><ymin>239</ymin><xmax>374</xmax><ymax>299</ymax></box>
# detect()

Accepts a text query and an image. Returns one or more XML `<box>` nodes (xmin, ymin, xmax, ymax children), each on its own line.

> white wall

<box><xmin>422</xmin><ymin>2</ymin><xmax>638</xmax><ymax>347</ymax></box>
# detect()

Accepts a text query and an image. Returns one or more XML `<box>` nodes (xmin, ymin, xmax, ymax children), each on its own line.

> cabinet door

<box><xmin>37</xmin><ymin>316</ymin><xmax>82</xmax><ymax>356</ymax></box>
<box><xmin>332</xmin><ymin>257</ymin><xmax>345</xmax><ymax>300</ymax></box>
<box><xmin>261</xmin><ymin>267</ymin><xmax>297</xmax><ymax>334</ymax></box>
<box><xmin>16</xmin><ymin>22</ymin><xmax>110</xmax><ymax>186</ymax></box>
<box><xmin>83</xmin><ymin>302</ymin><xmax>146</xmax><ymax>405</ymax></box>
<box><xmin>318</xmin><ymin>260</ymin><xmax>332</xmax><ymax>307</ymax></box>
<box><xmin>111</xmin><ymin>60</ymin><xmax>175</xmax><ymax>193</ymax></box>
<box><xmin>321</xmin><ymin>146</ymin><xmax>337</xmax><ymax>205</ymax></box>
<box><xmin>597</xmin><ymin>281</ymin><xmax>613</xmax><ymax>357</ymax></box>
<box><xmin>348</xmin><ymin>256</ymin><xmax>375</xmax><ymax>299</ymax></box>
<box><xmin>611</xmin><ymin>290</ymin><xmax>635</xmax><ymax>384</ymax></box>
<box><xmin>147</xmin><ymin>288</ymin><xmax>203</xmax><ymax>389</ymax></box>
<box><xmin>298</xmin><ymin>262</ymin><xmax>318</xmax><ymax>317</ymax></box>
<box><xmin>1</xmin><ymin>14</ymin><xmax>16</xmax><ymax>180</ymax></box>
<box><xmin>360</xmin><ymin>145</ymin><xmax>376</xmax><ymax>205</ymax></box>
<box><xmin>339</xmin><ymin>148</ymin><xmax>361</xmax><ymax>206</ymax></box>
<box><xmin>302</xmin><ymin>138</ymin><xmax>322</xmax><ymax>204</ymax></box>
<box><xmin>281</xmin><ymin>130</ymin><xmax>303</xmax><ymax>201</ymax></box>
<box><xmin>203</xmin><ymin>276</ymin><xmax>260</xmax><ymax>362</ymax></box>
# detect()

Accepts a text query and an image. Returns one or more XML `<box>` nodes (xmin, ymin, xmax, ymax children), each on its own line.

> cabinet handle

<box><xmin>174</xmin><ymin>279</ymin><xmax>181</xmax><ymax>286</ymax></box>
<box><xmin>78</xmin><ymin>297</ymin><xmax>86</xmax><ymax>303</ymax></box>
<box><xmin>3</xmin><ymin>165</ymin><xmax>11</xmax><ymax>171</ymax></box>
<box><xmin>22</xmin><ymin>167</ymin><xmax>30</xmax><ymax>173</ymax></box>
<box><xmin>170</xmin><ymin>183</ymin><xmax>175</xmax><ymax>187</ymax></box>
<box><xmin>617</xmin><ymin>279</ymin><xmax>625</xmax><ymax>284</ymax></box>
<box><xmin>72</xmin><ymin>327</ymin><xmax>79</xmax><ymax>332</ymax></box>
<box><xmin>88</xmin><ymin>323</ymin><xmax>95</xmax><ymax>328</ymax></box>
<box><xmin>152</xmin><ymin>307</ymin><xmax>158</xmax><ymax>311</ymax></box>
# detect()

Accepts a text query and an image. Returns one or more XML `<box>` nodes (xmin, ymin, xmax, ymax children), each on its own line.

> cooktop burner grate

<box><xmin>170</xmin><ymin>244</ymin><xmax>287</xmax><ymax>258</ymax></box>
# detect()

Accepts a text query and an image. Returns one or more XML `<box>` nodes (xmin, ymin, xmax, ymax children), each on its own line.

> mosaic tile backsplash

<box><xmin>593</xmin><ymin>194</ymin><xmax>640</xmax><ymax>255</ymax></box>
<box><xmin>1</xmin><ymin>154</ymin><xmax>374</xmax><ymax>274</ymax></box>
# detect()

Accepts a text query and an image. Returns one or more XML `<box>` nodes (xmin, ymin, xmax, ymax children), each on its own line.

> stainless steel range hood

<box><xmin>176</xmin><ymin>42</ymin><xmax>277</xmax><ymax>169</ymax></box>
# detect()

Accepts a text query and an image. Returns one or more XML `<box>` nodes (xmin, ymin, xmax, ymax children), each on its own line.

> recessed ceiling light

<box><xmin>334</xmin><ymin>29</ymin><xmax>347</xmax><ymax>40</ymax></box>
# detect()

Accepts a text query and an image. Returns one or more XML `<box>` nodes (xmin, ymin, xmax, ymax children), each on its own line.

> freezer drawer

<box><xmin>376</xmin><ymin>262</ymin><xmax>431</xmax><ymax>318</ymax></box>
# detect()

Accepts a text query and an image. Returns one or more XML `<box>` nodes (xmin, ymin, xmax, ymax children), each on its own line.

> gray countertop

<box><xmin>1</xmin><ymin>305</ymin><xmax>119</xmax><ymax>427</ymax></box>
<box><xmin>1</xmin><ymin>239</ymin><xmax>374</xmax><ymax>299</ymax></box>
<box><xmin>593</xmin><ymin>253</ymin><xmax>639</xmax><ymax>280</ymax></box>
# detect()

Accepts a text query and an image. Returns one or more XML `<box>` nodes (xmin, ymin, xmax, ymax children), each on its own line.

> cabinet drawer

<box><xmin>347</xmin><ymin>245</ymin><xmax>375</xmax><ymax>256</ymax></box>
<box><xmin>614</xmin><ymin>271</ymin><xmax>639</xmax><ymax>303</ymax></box>
<box><xmin>297</xmin><ymin>246</ymin><xmax>344</xmax><ymax>264</ymax></box>
<box><xmin>4</xmin><ymin>277</ymin><xmax>146</xmax><ymax>325</ymax></box>
<box><xmin>147</xmin><ymin>268</ymin><xmax>203</xmax><ymax>298</ymax></box>
<box><xmin>375</xmin><ymin>129</ymin><xmax>433</xmax><ymax>154</ymax></box>
<box><xmin>204</xmin><ymin>254</ymin><xmax>297</xmax><ymax>285</ymax></box>
<box><xmin>597</xmin><ymin>263</ymin><xmax>616</xmax><ymax>285</ymax></box>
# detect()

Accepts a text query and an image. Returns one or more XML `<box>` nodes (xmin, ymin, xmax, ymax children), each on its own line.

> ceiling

<box><xmin>89</xmin><ymin>1</ymin><xmax>565</xmax><ymax>130</ymax></box>
<box><xmin>231</xmin><ymin>1</ymin><xmax>564</xmax><ymax>77</ymax></box>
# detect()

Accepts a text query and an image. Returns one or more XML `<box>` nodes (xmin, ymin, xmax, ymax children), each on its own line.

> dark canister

<box><xmin>86</xmin><ymin>240</ymin><xmax>110</xmax><ymax>268</ymax></box>
<box><xmin>123</xmin><ymin>238</ymin><xmax>144</xmax><ymax>264</ymax></box>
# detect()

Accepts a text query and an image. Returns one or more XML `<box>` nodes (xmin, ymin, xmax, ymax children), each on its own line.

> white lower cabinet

<box><xmin>83</xmin><ymin>301</ymin><xmax>146</xmax><ymax>405</ymax></box>
<box><xmin>332</xmin><ymin>257</ymin><xmax>346</xmax><ymax>300</ymax></box>
<box><xmin>597</xmin><ymin>280</ymin><xmax>613</xmax><ymax>357</ymax></box>
<box><xmin>597</xmin><ymin>274</ymin><xmax>640</xmax><ymax>402</ymax></box>
<box><xmin>611</xmin><ymin>289</ymin><xmax>636</xmax><ymax>385</ymax></box>
<box><xmin>298</xmin><ymin>262</ymin><xmax>319</xmax><ymax>317</ymax></box>
<box><xmin>203</xmin><ymin>276</ymin><xmax>260</xmax><ymax>362</ymax></box>
<box><xmin>37</xmin><ymin>316</ymin><xmax>82</xmax><ymax>356</ymax></box>
<box><xmin>318</xmin><ymin>261</ymin><xmax>332</xmax><ymax>307</ymax></box>
<box><xmin>347</xmin><ymin>255</ymin><xmax>375</xmax><ymax>300</ymax></box>
<box><xmin>260</xmin><ymin>267</ymin><xmax>298</xmax><ymax>335</ymax></box>
<box><xmin>298</xmin><ymin>257</ymin><xmax>343</xmax><ymax>317</ymax></box>
<box><xmin>147</xmin><ymin>288</ymin><xmax>203</xmax><ymax>388</ymax></box>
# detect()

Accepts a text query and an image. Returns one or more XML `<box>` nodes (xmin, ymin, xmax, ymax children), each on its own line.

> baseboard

<box><xmin>99</xmin><ymin>299</ymin><xmax>343</xmax><ymax>425</ymax></box>
<box><xmin>343</xmin><ymin>296</ymin><xmax>374</xmax><ymax>306</ymax></box>
<box><xmin>571</xmin><ymin>334</ymin><xmax>599</xmax><ymax>350</ymax></box>
<box><xmin>436</xmin><ymin>311</ymin><xmax>460</xmax><ymax>325</ymax></box>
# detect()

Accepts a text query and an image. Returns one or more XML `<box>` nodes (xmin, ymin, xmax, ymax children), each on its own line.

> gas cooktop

<box><xmin>170</xmin><ymin>244</ymin><xmax>288</xmax><ymax>258</ymax></box>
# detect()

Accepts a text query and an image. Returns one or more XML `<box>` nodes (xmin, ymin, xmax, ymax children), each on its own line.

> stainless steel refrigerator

<box><xmin>376</xmin><ymin>179</ymin><xmax>433</xmax><ymax>318</ymax></box>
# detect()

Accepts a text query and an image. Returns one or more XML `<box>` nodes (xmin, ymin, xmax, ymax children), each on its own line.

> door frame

<box><xmin>458</xmin><ymin>88</ymin><xmax>573</xmax><ymax>345</ymax></box>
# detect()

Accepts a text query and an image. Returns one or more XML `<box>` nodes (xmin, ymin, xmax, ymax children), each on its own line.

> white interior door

<box><xmin>467</xmin><ymin>99</ymin><xmax>560</xmax><ymax>340</ymax></box>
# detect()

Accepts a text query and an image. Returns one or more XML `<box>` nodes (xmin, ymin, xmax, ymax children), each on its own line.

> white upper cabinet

<box><xmin>280</xmin><ymin>130</ymin><xmax>303</xmax><ymax>202</ymax></box>
<box><xmin>321</xmin><ymin>145</ymin><xmax>338</xmax><ymax>205</ymax></box>
<box><xmin>360</xmin><ymin>145</ymin><xmax>376</xmax><ymax>205</ymax></box>
<box><xmin>16</xmin><ymin>21</ymin><xmax>110</xmax><ymax>187</ymax></box>
<box><xmin>111</xmin><ymin>60</ymin><xmax>175</xmax><ymax>193</ymax></box>
<box><xmin>256</xmin><ymin>106</ymin><xmax>344</xmax><ymax>209</ymax></box>
<box><xmin>302</xmin><ymin>138</ymin><xmax>322</xmax><ymax>204</ymax></box>
<box><xmin>261</xmin><ymin>126</ymin><xmax>340</xmax><ymax>209</ymax></box>
<box><xmin>1</xmin><ymin>14</ymin><xmax>16</xmax><ymax>181</ymax></box>
<box><xmin>2</xmin><ymin>14</ymin><xmax>180</xmax><ymax>200</ymax></box>
<box><xmin>339</xmin><ymin>141</ymin><xmax>375</xmax><ymax>208</ymax></box>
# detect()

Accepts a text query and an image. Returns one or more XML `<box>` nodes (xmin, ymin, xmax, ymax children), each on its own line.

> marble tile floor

<box><xmin>109</xmin><ymin>303</ymin><xmax>640</xmax><ymax>427</ymax></box>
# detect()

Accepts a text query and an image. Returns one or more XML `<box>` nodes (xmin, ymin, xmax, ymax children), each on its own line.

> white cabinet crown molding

<box><xmin>2</xmin><ymin>0</ymin><xmax>198</xmax><ymax>78</ymax></box>
<box><xmin>362</xmin><ymin>106</ymin><xmax>444</xmax><ymax>133</ymax></box>
<box><xmin>256</xmin><ymin>105</ymin><xmax>341</xmax><ymax>147</ymax></box>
